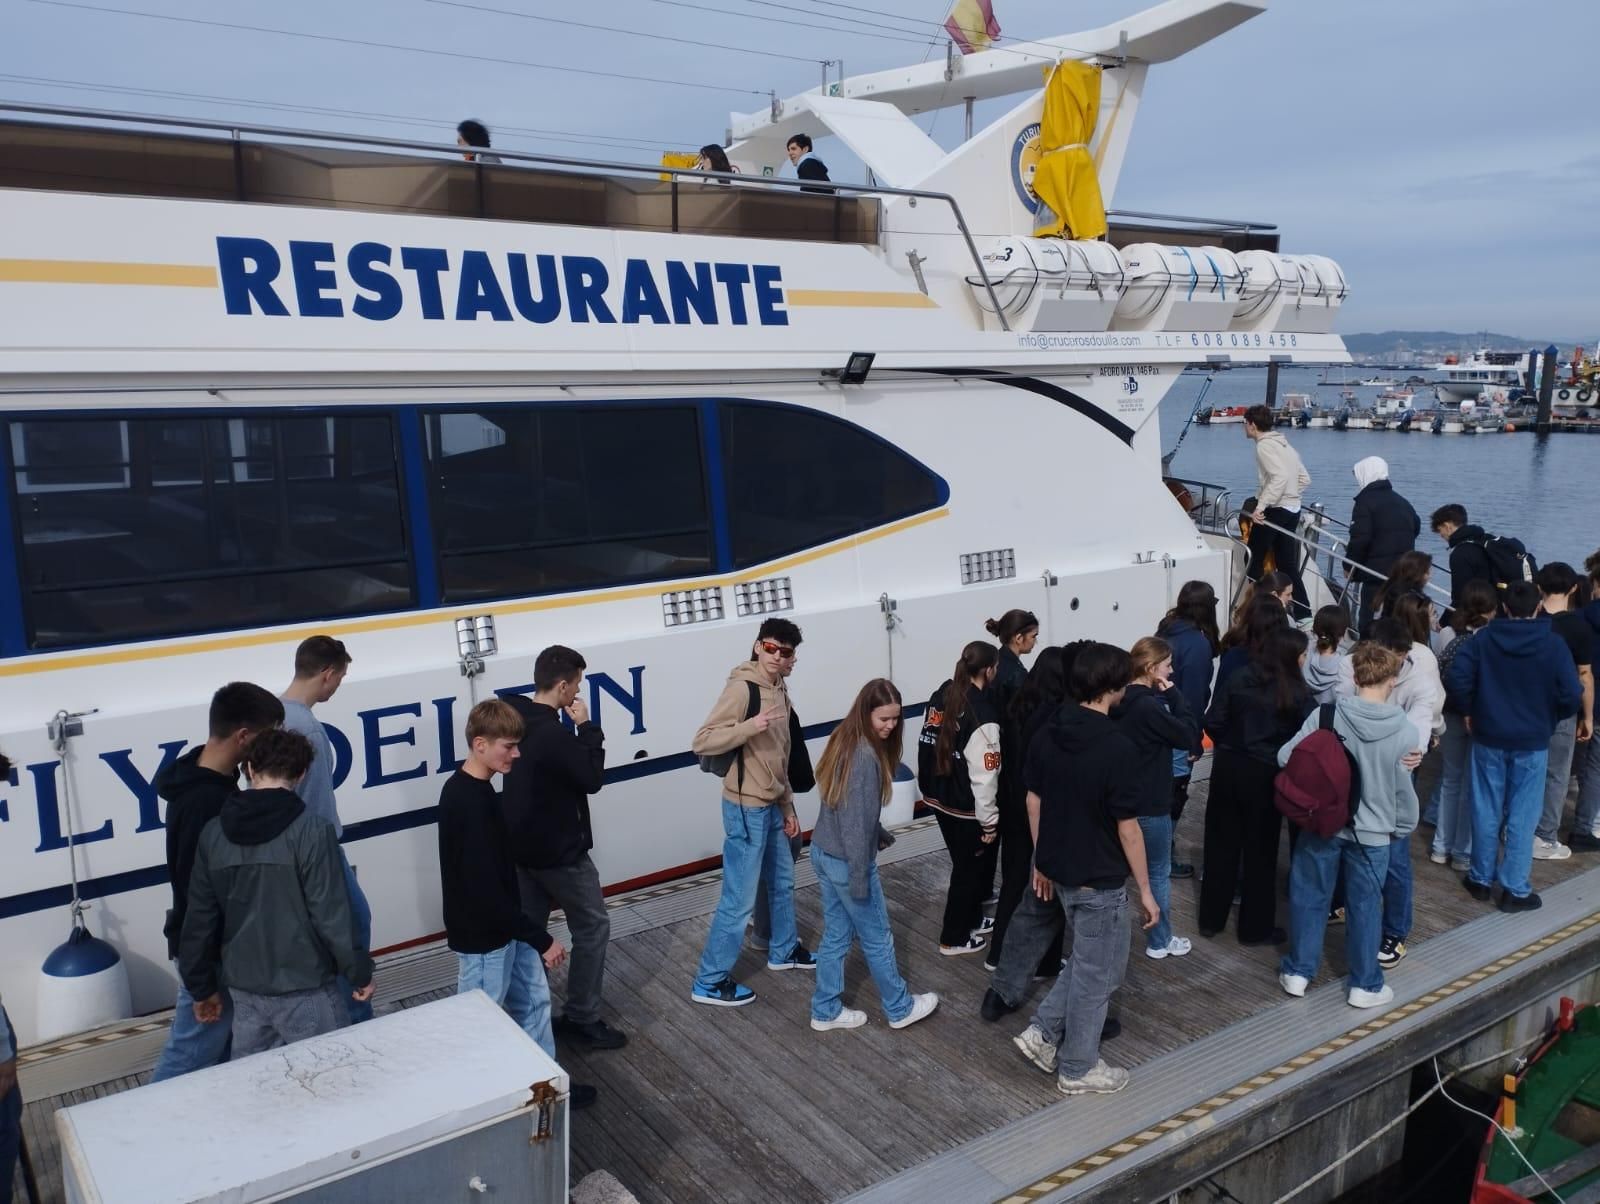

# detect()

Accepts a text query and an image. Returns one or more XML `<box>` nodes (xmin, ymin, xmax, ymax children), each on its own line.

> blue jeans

<box><xmin>810</xmin><ymin>849</ymin><xmax>913</xmax><ymax>1023</ymax></box>
<box><xmin>694</xmin><ymin>800</ymin><xmax>799</xmax><ymax>992</ymax></box>
<box><xmin>1031</xmin><ymin>885</ymin><xmax>1130</xmax><ymax>1079</ymax></box>
<box><xmin>1382</xmin><ymin>834</ymin><xmax>1413</xmax><ymax>942</ymax></box>
<box><xmin>1576</xmin><ymin>734</ymin><xmax>1600</xmax><ymax>836</ymax></box>
<box><xmin>1539</xmin><ymin>716</ymin><xmax>1579</xmax><ymax>842</ymax></box>
<box><xmin>151</xmin><ymin>970</ymin><xmax>233</xmax><ymax>1082</ymax></box>
<box><xmin>1468</xmin><ymin>744</ymin><xmax>1547</xmax><ymax>899</ymax></box>
<box><xmin>456</xmin><ymin>941</ymin><xmax>554</xmax><ymax>1060</ymax></box>
<box><xmin>340</xmin><ymin>852</ymin><xmax>374</xmax><ymax>1025</ymax></box>
<box><xmin>1282</xmin><ymin>832</ymin><xmax>1389</xmax><ymax>993</ymax></box>
<box><xmin>1136</xmin><ymin>815</ymin><xmax>1174</xmax><ymax>952</ymax></box>
<box><xmin>1431</xmin><ymin>714</ymin><xmax>1472</xmax><ymax>860</ymax></box>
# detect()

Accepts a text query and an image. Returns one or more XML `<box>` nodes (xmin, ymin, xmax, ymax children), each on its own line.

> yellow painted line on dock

<box><xmin>998</xmin><ymin>908</ymin><xmax>1600</xmax><ymax>1203</ymax></box>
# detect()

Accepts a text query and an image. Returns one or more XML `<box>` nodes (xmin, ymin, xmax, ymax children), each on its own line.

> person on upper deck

<box><xmin>1345</xmin><ymin>456</ymin><xmax>1419</xmax><ymax>637</ymax></box>
<box><xmin>786</xmin><ymin>133</ymin><xmax>831</xmax><ymax>192</ymax></box>
<box><xmin>151</xmin><ymin>682</ymin><xmax>283</xmax><ymax>1082</ymax></box>
<box><xmin>280</xmin><ymin>635</ymin><xmax>371</xmax><ymax>1026</ymax></box>
<box><xmin>500</xmin><ymin>645</ymin><xmax>624</xmax><ymax>1053</ymax></box>
<box><xmin>456</xmin><ymin>119</ymin><xmax>503</xmax><ymax>165</ymax></box>
<box><xmin>696</xmin><ymin>144</ymin><xmax>741</xmax><ymax>183</ymax></box>
<box><xmin>1447</xmin><ymin>582</ymin><xmax>1582</xmax><ymax>913</ymax></box>
<box><xmin>1243</xmin><ymin>405</ymin><xmax>1311</xmax><ymax>620</ymax></box>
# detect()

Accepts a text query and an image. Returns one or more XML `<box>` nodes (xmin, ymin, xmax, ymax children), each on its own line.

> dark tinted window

<box><xmin>719</xmin><ymin>402</ymin><xmax>945</xmax><ymax>568</ymax></box>
<box><xmin>9</xmin><ymin>413</ymin><xmax>412</xmax><ymax>648</ymax></box>
<box><xmin>426</xmin><ymin>404</ymin><xmax>712</xmax><ymax>602</ymax></box>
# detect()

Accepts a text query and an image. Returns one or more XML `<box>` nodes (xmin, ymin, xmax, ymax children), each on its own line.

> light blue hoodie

<box><xmin>1279</xmin><ymin>696</ymin><xmax>1417</xmax><ymax>846</ymax></box>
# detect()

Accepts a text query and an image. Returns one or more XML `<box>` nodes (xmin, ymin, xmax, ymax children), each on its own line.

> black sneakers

<box><xmin>980</xmin><ymin>988</ymin><xmax>1016</xmax><ymax>1023</ymax></box>
<box><xmin>554</xmin><ymin>1016</ymin><xmax>628</xmax><ymax>1050</ymax></box>
<box><xmin>1376</xmin><ymin>935</ymin><xmax>1406</xmax><ymax>967</ymax></box>
<box><xmin>768</xmin><ymin>945</ymin><xmax>817</xmax><ymax>971</ymax></box>
<box><xmin>1498</xmin><ymin>891</ymin><xmax>1542</xmax><ymax>913</ymax></box>
<box><xmin>571</xmin><ymin>1083</ymin><xmax>599</xmax><ymax>1110</ymax></box>
<box><xmin>1463</xmin><ymin>878</ymin><xmax>1494</xmax><ymax>903</ymax></box>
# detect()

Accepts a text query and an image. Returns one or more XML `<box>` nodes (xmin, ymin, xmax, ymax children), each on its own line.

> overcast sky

<box><xmin>6</xmin><ymin>0</ymin><xmax>1594</xmax><ymax>338</ymax></box>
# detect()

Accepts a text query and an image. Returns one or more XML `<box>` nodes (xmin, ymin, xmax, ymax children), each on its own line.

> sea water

<box><xmin>1159</xmin><ymin>367</ymin><xmax>1597</xmax><ymax>571</ymax></box>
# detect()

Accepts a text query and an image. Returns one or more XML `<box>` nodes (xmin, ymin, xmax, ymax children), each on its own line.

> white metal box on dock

<box><xmin>56</xmin><ymin>991</ymin><xmax>569</xmax><ymax>1203</ymax></box>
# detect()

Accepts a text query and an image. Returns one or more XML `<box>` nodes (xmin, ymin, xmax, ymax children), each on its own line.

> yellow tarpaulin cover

<box><xmin>660</xmin><ymin>151</ymin><xmax>700</xmax><ymax>182</ymax></box>
<box><xmin>1030</xmin><ymin>61</ymin><xmax>1107</xmax><ymax>240</ymax></box>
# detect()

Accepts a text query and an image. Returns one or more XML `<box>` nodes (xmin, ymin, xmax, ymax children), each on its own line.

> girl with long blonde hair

<box><xmin>809</xmin><ymin>679</ymin><xmax>938</xmax><ymax>1032</ymax></box>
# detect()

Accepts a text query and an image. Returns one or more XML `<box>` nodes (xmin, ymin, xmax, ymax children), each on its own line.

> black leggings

<box><xmin>1199</xmin><ymin>749</ymin><xmax>1284</xmax><ymax>941</ymax></box>
<box><xmin>988</xmin><ymin>797</ymin><xmax>1066</xmax><ymax>973</ymax></box>
<box><xmin>933</xmin><ymin>810</ymin><xmax>990</xmax><ymax>946</ymax></box>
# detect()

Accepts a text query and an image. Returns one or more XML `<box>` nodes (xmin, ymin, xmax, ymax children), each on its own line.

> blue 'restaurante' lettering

<box><xmin>215</xmin><ymin>237</ymin><xmax>789</xmax><ymax>327</ymax></box>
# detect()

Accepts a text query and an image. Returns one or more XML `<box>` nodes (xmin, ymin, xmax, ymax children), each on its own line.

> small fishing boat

<box><xmin>1472</xmin><ymin>999</ymin><xmax>1600</xmax><ymax>1203</ymax></box>
<box><xmin>1200</xmin><ymin>405</ymin><xmax>1251</xmax><ymax>425</ymax></box>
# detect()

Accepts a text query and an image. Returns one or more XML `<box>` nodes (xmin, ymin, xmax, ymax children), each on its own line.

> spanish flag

<box><xmin>945</xmin><ymin>0</ymin><xmax>1000</xmax><ymax>55</ymax></box>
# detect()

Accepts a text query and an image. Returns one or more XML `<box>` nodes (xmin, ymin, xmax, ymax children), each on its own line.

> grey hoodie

<box><xmin>1303</xmin><ymin>651</ymin><xmax>1344</xmax><ymax>704</ymax></box>
<box><xmin>1278</xmin><ymin>696</ymin><xmax>1417</xmax><ymax>846</ymax></box>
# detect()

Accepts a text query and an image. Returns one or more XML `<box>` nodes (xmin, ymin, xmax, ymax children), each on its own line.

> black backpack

<box><xmin>697</xmin><ymin>682</ymin><xmax>814</xmax><ymax>795</ymax></box>
<box><xmin>1477</xmin><ymin>533</ymin><xmax>1538</xmax><ymax>589</ymax></box>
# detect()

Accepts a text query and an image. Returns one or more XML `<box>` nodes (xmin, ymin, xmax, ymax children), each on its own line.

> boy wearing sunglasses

<box><xmin>690</xmin><ymin>618</ymin><xmax>813</xmax><ymax>1006</ymax></box>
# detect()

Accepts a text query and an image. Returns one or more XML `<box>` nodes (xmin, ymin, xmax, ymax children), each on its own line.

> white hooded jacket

<box><xmin>1254</xmin><ymin>430</ymin><xmax>1311</xmax><ymax>511</ymax></box>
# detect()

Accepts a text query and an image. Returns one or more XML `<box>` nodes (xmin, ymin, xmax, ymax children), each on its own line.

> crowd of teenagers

<box><xmin>1</xmin><ymin>455</ymin><xmax>1594</xmax><ymax>1188</ymax></box>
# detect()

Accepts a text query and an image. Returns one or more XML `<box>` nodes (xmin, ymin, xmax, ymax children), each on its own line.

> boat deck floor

<box><xmin>13</xmin><ymin>769</ymin><xmax>1600</xmax><ymax>1203</ymax></box>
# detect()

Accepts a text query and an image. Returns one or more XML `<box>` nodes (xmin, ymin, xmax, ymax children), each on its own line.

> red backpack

<box><xmin>1274</xmin><ymin>704</ymin><xmax>1360</xmax><ymax>839</ymax></box>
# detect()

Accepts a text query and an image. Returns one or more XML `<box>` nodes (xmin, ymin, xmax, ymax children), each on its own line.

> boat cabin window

<box><xmin>425</xmin><ymin>403</ymin><xmax>713</xmax><ymax>602</ymax></box>
<box><xmin>8</xmin><ymin>412</ymin><xmax>413</xmax><ymax>649</ymax></box>
<box><xmin>718</xmin><ymin>401</ymin><xmax>946</xmax><ymax>569</ymax></box>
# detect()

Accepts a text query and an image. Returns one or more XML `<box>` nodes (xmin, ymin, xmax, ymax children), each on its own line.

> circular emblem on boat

<box><xmin>1010</xmin><ymin>122</ymin><xmax>1042</xmax><ymax>212</ymax></box>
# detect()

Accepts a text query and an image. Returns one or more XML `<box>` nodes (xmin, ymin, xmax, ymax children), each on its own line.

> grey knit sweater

<box><xmin>811</xmin><ymin>745</ymin><xmax>893</xmax><ymax>898</ymax></box>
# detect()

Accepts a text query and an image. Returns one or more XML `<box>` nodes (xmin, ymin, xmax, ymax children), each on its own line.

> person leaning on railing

<box><xmin>1243</xmin><ymin>405</ymin><xmax>1312</xmax><ymax>620</ymax></box>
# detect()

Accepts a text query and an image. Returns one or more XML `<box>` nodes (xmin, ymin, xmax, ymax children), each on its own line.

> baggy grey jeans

<box><xmin>1028</xmin><ymin>884</ymin><xmax>1131</xmax><ymax>1079</ymax></box>
<box><xmin>230</xmin><ymin>983</ymin><xmax>348</xmax><ymax>1058</ymax></box>
<box><xmin>1539</xmin><ymin>714</ymin><xmax>1579</xmax><ymax>842</ymax></box>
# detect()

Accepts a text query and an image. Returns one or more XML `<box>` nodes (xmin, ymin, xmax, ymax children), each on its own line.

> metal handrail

<box><xmin>1245</xmin><ymin>510</ymin><xmax>1452</xmax><ymax>609</ymax></box>
<box><xmin>0</xmin><ymin>100</ymin><xmax>1011</xmax><ymax>330</ymax></box>
<box><xmin>1106</xmin><ymin>207</ymin><xmax>1278</xmax><ymax>234</ymax></box>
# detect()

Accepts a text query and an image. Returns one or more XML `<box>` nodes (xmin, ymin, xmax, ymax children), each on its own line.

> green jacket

<box><xmin>179</xmin><ymin>788</ymin><xmax>373</xmax><ymax>999</ymax></box>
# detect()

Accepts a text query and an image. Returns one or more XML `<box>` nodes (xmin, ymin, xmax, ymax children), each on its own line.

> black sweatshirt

<box><xmin>500</xmin><ymin>698</ymin><xmax>606</xmax><ymax>870</ymax></box>
<box><xmin>437</xmin><ymin>770</ymin><xmax>553</xmax><ymax>955</ymax></box>
<box><xmin>155</xmin><ymin>747</ymin><xmax>238</xmax><ymax>960</ymax></box>
<box><xmin>1111</xmin><ymin>684</ymin><xmax>1198</xmax><ymax>817</ymax></box>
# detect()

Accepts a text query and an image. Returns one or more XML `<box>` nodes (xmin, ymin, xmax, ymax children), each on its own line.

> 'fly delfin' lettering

<box><xmin>216</xmin><ymin>238</ymin><xmax>789</xmax><ymax>327</ymax></box>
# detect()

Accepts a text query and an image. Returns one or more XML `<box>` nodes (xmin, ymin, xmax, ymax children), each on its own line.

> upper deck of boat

<box><xmin>14</xmin><ymin>764</ymin><xmax>1600</xmax><ymax>1203</ymax></box>
<box><xmin>0</xmin><ymin>112</ymin><xmax>1280</xmax><ymax>254</ymax></box>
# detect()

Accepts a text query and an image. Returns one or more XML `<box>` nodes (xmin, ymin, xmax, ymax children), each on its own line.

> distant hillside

<box><xmin>1344</xmin><ymin>330</ymin><xmax>1581</xmax><ymax>356</ymax></box>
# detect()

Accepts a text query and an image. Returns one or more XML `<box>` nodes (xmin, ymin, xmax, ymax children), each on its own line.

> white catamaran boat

<box><xmin>0</xmin><ymin>0</ymin><xmax>1350</xmax><ymax>1047</ymax></box>
<box><xmin>1432</xmin><ymin>348</ymin><xmax>1526</xmax><ymax>406</ymax></box>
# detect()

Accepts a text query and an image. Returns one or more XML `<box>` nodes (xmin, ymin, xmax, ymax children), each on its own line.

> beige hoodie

<box><xmin>1254</xmin><ymin>429</ymin><xmax>1311</xmax><ymax>511</ymax></box>
<box><xmin>692</xmin><ymin>661</ymin><xmax>795</xmax><ymax>817</ymax></box>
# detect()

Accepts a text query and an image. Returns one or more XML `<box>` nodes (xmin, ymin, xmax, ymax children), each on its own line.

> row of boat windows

<box><xmin>5</xmin><ymin>401</ymin><xmax>946</xmax><ymax>651</ymax></box>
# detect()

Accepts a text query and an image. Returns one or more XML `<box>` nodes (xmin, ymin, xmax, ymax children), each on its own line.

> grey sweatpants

<box><xmin>231</xmin><ymin>983</ymin><xmax>349</xmax><ymax>1058</ymax></box>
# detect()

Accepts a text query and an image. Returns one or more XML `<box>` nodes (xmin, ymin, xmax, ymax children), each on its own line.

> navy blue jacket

<box><xmin>1445</xmin><ymin>616</ymin><xmax>1582</xmax><ymax>751</ymax></box>
<box><xmin>1158</xmin><ymin>617</ymin><xmax>1216</xmax><ymax>756</ymax></box>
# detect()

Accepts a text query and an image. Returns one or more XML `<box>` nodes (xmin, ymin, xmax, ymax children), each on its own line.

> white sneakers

<box><xmin>940</xmin><ymin>934</ymin><xmax>988</xmax><ymax>957</ymax></box>
<box><xmin>1278</xmin><ymin>972</ymin><xmax>1308</xmax><ymax>998</ymax></box>
<box><xmin>1057</xmin><ymin>1060</ymin><xmax>1131</xmax><ymax>1096</ymax></box>
<box><xmin>1347</xmin><ymin>984</ymin><xmax>1395</xmax><ymax>1010</ymax></box>
<box><xmin>814</xmin><ymin>994</ymin><xmax>940</xmax><ymax>1032</ymax></box>
<box><xmin>1533</xmin><ymin>837</ymin><xmax>1572</xmax><ymax>861</ymax></box>
<box><xmin>811</xmin><ymin>1007</ymin><xmax>867</xmax><ymax>1032</ymax></box>
<box><xmin>1012</xmin><ymin>1023</ymin><xmax>1059</xmax><ymax>1074</ymax></box>
<box><xmin>1428</xmin><ymin>849</ymin><xmax>1449</xmax><ymax>865</ymax></box>
<box><xmin>1146</xmin><ymin>936</ymin><xmax>1192</xmax><ymax>960</ymax></box>
<box><xmin>888</xmin><ymin>993</ymin><xmax>940</xmax><ymax>1030</ymax></box>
